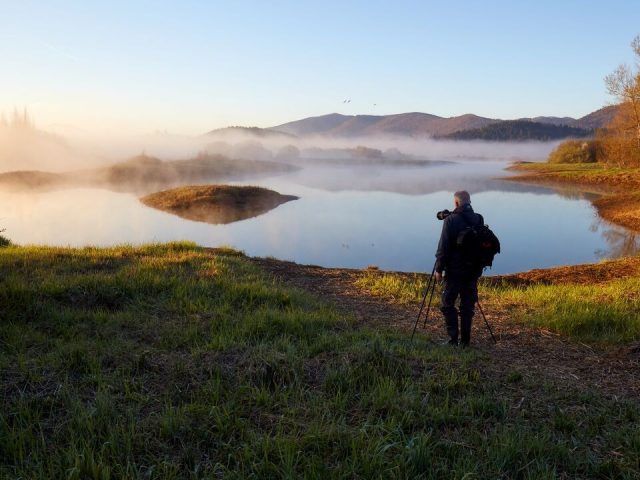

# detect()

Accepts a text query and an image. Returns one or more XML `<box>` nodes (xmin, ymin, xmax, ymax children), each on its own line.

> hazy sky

<box><xmin>1</xmin><ymin>0</ymin><xmax>639</xmax><ymax>135</ymax></box>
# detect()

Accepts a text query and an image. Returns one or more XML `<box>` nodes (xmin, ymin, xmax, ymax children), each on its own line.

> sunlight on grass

<box><xmin>1</xmin><ymin>244</ymin><xmax>639</xmax><ymax>477</ymax></box>
<box><xmin>356</xmin><ymin>271</ymin><xmax>640</xmax><ymax>343</ymax></box>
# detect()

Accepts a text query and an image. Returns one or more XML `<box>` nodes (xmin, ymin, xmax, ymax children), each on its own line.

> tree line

<box><xmin>551</xmin><ymin>35</ymin><xmax>640</xmax><ymax>166</ymax></box>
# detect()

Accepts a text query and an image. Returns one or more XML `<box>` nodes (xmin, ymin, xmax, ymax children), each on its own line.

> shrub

<box><xmin>548</xmin><ymin>140</ymin><xmax>598</xmax><ymax>164</ymax></box>
<box><xmin>597</xmin><ymin>103</ymin><xmax>640</xmax><ymax>167</ymax></box>
<box><xmin>0</xmin><ymin>228</ymin><xmax>9</xmax><ymax>247</ymax></box>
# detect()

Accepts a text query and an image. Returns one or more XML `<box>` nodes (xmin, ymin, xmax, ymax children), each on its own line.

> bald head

<box><xmin>454</xmin><ymin>190</ymin><xmax>471</xmax><ymax>207</ymax></box>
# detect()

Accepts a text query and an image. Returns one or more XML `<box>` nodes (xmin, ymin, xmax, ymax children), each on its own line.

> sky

<box><xmin>1</xmin><ymin>0</ymin><xmax>639</xmax><ymax>135</ymax></box>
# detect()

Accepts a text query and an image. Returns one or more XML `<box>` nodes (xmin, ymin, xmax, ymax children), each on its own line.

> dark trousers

<box><xmin>440</xmin><ymin>273</ymin><xmax>479</xmax><ymax>344</ymax></box>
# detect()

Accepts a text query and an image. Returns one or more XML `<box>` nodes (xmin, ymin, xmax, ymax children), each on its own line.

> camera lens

<box><xmin>436</xmin><ymin>209</ymin><xmax>450</xmax><ymax>220</ymax></box>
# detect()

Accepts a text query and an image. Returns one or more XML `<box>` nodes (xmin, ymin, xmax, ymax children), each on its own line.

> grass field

<box><xmin>355</xmin><ymin>269</ymin><xmax>640</xmax><ymax>344</ymax></box>
<box><xmin>1</xmin><ymin>243</ymin><xmax>639</xmax><ymax>478</ymax></box>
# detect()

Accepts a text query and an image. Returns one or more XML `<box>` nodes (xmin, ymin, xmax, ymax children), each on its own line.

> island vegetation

<box><xmin>0</xmin><ymin>153</ymin><xmax>297</xmax><ymax>194</ymax></box>
<box><xmin>140</xmin><ymin>185</ymin><xmax>298</xmax><ymax>224</ymax></box>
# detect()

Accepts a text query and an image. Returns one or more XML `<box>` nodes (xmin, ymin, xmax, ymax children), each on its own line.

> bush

<box><xmin>597</xmin><ymin>103</ymin><xmax>640</xmax><ymax>167</ymax></box>
<box><xmin>0</xmin><ymin>228</ymin><xmax>10</xmax><ymax>247</ymax></box>
<box><xmin>548</xmin><ymin>140</ymin><xmax>598</xmax><ymax>164</ymax></box>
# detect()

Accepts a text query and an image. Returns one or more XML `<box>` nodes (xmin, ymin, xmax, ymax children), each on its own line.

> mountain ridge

<box><xmin>265</xmin><ymin>106</ymin><xmax>618</xmax><ymax>139</ymax></box>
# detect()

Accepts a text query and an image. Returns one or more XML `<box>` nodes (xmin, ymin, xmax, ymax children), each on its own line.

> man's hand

<box><xmin>435</xmin><ymin>271</ymin><xmax>443</xmax><ymax>282</ymax></box>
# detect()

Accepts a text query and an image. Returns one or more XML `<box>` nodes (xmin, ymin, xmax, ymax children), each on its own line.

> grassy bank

<box><xmin>355</xmin><ymin>260</ymin><xmax>640</xmax><ymax>344</ymax></box>
<box><xmin>505</xmin><ymin>162</ymin><xmax>640</xmax><ymax>191</ymax></box>
<box><xmin>505</xmin><ymin>162</ymin><xmax>640</xmax><ymax>231</ymax></box>
<box><xmin>1</xmin><ymin>243</ymin><xmax>639</xmax><ymax>478</ymax></box>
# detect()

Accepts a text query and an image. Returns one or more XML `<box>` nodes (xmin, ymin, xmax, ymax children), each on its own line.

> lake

<box><xmin>1</xmin><ymin>160</ymin><xmax>637</xmax><ymax>274</ymax></box>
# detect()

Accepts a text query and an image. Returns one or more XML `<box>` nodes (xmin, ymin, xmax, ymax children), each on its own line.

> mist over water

<box><xmin>1</xmin><ymin>124</ymin><xmax>637</xmax><ymax>274</ymax></box>
<box><xmin>1</xmin><ymin>155</ymin><xmax>638</xmax><ymax>274</ymax></box>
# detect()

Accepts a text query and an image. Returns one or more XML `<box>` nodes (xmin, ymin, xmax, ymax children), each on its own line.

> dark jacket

<box><xmin>435</xmin><ymin>204</ymin><xmax>484</xmax><ymax>276</ymax></box>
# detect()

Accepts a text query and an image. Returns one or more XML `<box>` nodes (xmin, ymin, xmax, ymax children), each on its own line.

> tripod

<box><xmin>410</xmin><ymin>262</ymin><xmax>497</xmax><ymax>344</ymax></box>
<box><xmin>411</xmin><ymin>263</ymin><xmax>438</xmax><ymax>341</ymax></box>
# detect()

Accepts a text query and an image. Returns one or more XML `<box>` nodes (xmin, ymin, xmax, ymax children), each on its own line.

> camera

<box><xmin>436</xmin><ymin>209</ymin><xmax>452</xmax><ymax>220</ymax></box>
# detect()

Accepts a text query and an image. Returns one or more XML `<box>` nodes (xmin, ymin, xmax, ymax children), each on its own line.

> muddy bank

<box><xmin>141</xmin><ymin>185</ymin><xmax>298</xmax><ymax>224</ymax></box>
<box><xmin>592</xmin><ymin>192</ymin><xmax>640</xmax><ymax>232</ymax></box>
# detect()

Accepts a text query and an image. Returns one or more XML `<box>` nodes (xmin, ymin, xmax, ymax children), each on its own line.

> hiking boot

<box><xmin>460</xmin><ymin>340</ymin><xmax>470</xmax><ymax>349</ymax></box>
<box><xmin>443</xmin><ymin>339</ymin><xmax>458</xmax><ymax>347</ymax></box>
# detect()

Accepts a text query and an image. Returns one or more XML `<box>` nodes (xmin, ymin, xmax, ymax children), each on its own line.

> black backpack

<box><xmin>456</xmin><ymin>216</ymin><xmax>501</xmax><ymax>269</ymax></box>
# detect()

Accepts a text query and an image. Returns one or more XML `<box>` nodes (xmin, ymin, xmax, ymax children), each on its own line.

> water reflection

<box><xmin>282</xmin><ymin>161</ymin><xmax>558</xmax><ymax>196</ymax></box>
<box><xmin>593</xmin><ymin>218</ymin><xmax>640</xmax><ymax>258</ymax></box>
<box><xmin>0</xmin><ymin>160</ymin><xmax>637</xmax><ymax>274</ymax></box>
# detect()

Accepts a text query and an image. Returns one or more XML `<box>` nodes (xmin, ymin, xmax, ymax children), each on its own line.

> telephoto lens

<box><xmin>436</xmin><ymin>209</ymin><xmax>451</xmax><ymax>220</ymax></box>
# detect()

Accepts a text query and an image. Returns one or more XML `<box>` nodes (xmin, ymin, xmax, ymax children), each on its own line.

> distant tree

<box><xmin>231</xmin><ymin>141</ymin><xmax>273</xmax><ymax>162</ymax></box>
<box><xmin>0</xmin><ymin>228</ymin><xmax>10</xmax><ymax>247</ymax></box>
<box><xmin>275</xmin><ymin>144</ymin><xmax>300</xmax><ymax>161</ymax></box>
<box><xmin>601</xmin><ymin>35</ymin><xmax>640</xmax><ymax>166</ymax></box>
<box><xmin>383</xmin><ymin>147</ymin><xmax>409</xmax><ymax>160</ymax></box>
<box><xmin>442</xmin><ymin>120</ymin><xmax>591</xmax><ymax>141</ymax></box>
<box><xmin>6</xmin><ymin>107</ymin><xmax>34</xmax><ymax>129</ymax></box>
<box><xmin>352</xmin><ymin>146</ymin><xmax>382</xmax><ymax>159</ymax></box>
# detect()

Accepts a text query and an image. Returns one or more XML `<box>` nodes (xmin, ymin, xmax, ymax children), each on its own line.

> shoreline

<box><xmin>502</xmin><ymin>162</ymin><xmax>640</xmax><ymax>232</ymax></box>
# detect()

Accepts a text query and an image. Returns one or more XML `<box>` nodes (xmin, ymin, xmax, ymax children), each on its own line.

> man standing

<box><xmin>434</xmin><ymin>190</ymin><xmax>484</xmax><ymax>347</ymax></box>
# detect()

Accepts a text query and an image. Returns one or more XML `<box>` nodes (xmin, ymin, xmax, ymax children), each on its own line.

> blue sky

<box><xmin>1</xmin><ymin>0</ymin><xmax>639</xmax><ymax>134</ymax></box>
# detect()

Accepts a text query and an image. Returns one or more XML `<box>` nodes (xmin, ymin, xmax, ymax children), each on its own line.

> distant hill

<box><xmin>270</xmin><ymin>112</ymin><xmax>498</xmax><ymax>137</ymax></box>
<box><xmin>439</xmin><ymin>120</ymin><xmax>592</xmax><ymax>141</ymax></box>
<box><xmin>205</xmin><ymin>126</ymin><xmax>296</xmax><ymax>140</ymax></box>
<box><xmin>518</xmin><ymin>106</ymin><xmax>619</xmax><ymax>130</ymax></box>
<box><xmin>572</xmin><ymin>105</ymin><xmax>618</xmax><ymax>130</ymax></box>
<box><xmin>200</xmin><ymin>106</ymin><xmax>619</xmax><ymax>142</ymax></box>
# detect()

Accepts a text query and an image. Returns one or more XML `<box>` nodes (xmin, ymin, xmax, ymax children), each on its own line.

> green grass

<box><xmin>508</xmin><ymin>162</ymin><xmax>640</xmax><ymax>186</ymax></box>
<box><xmin>2</xmin><ymin>243</ymin><xmax>639</xmax><ymax>478</ymax></box>
<box><xmin>484</xmin><ymin>278</ymin><xmax>640</xmax><ymax>343</ymax></box>
<box><xmin>356</xmin><ymin>271</ymin><xmax>640</xmax><ymax>343</ymax></box>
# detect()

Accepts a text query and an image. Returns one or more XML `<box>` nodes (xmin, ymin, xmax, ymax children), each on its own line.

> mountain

<box><xmin>203</xmin><ymin>106</ymin><xmax>618</xmax><ymax>141</ymax></box>
<box><xmin>518</xmin><ymin>106</ymin><xmax>619</xmax><ymax>130</ymax></box>
<box><xmin>270</xmin><ymin>112</ymin><xmax>498</xmax><ymax>137</ymax></box>
<box><xmin>271</xmin><ymin>113</ymin><xmax>352</xmax><ymax>136</ymax></box>
<box><xmin>439</xmin><ymin>120</ymin><xmax>591</xmax><ymax>141</ymax></box>
<box><xmin>572</xmin><ymin>105</ymin><xmax>618</xmax><ymax>130</ymax></box>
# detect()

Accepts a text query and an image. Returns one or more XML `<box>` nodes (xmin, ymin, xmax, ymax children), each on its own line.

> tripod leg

<box><xmin>422</xmin><ymin>273</ymin><xmax>438</xmax><ymax>328</ymax></box>
<box><xmin>476</xmin><ymin>300</ymin><xmax>497</xmax><ymax>344</ymax></box>
<box><xmin>411</xmin><ymin>263</ymin><xmax>436</xmax><ymax>341</ymax></box>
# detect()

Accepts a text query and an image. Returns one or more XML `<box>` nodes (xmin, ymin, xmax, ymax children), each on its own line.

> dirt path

<box><xmin>254</xmin><ymin>257</ymin><xmax>640</xmax><ymax>400</ymax></box>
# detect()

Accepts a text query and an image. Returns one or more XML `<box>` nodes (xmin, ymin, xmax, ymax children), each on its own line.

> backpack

<box><xmin>456</xmin><ymin>216</ymin><xmax>501</xmax><ymax>269</ymax></box>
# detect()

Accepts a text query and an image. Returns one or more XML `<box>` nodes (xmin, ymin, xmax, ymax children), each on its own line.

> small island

<box><xmin>140</xmin><ymin>185</ymin><xmax>299</xmax><ymax>224</ymax></box>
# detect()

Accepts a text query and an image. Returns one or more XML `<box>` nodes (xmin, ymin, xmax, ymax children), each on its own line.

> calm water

<box><xmin>1</xmin><ymin>160</ymin><xmax>637</xmax><ymax>274</ymax></box>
